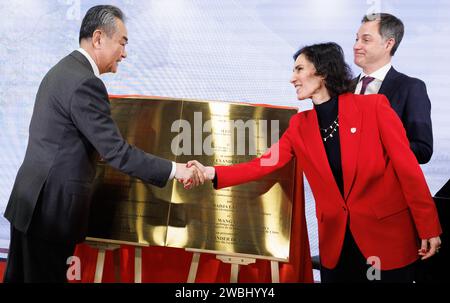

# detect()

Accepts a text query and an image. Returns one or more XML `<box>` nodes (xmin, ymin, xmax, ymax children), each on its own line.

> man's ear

<box><xmin>92</xmin><ymin>30</ymin><xmax>102</xmax><ymax>49</ymax></box>
<box><xmin>385</xmin><ymin>37</ymin><xmax>395</xmax><ymax>53</ymax></box>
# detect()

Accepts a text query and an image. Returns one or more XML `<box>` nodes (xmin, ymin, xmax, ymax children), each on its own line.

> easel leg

<box><xmin>87</xmin><ymin>242</ymin><xmax>121</xmax><ymax>283</ymax></box>
<box><xmin>94</xmin><ymin>248</ymin><xmax>106</xmax><ymax>283</ymax></box>
<box><xmin>216</xmin><ymin>255</ymin><xmax>256</xmax><ymax>283</ymax></box>
<box><xmin>134</xmin><ymin>247</ymin><xmax>142</xmax><ymax>283</ymax></box>
<box><xmin>270</xmin><ymin>261</ymin><xmax>279</xmax><ymax>283</ymax></box>
<box><xmin>187</xmin><ymin>252</ymin><xmax>200</xmax><ymax>283</ymax></box>
<box><xmin>230</xmin><ymin>264</ymin><xmax>239</xmax><ymax>283</ymax></box>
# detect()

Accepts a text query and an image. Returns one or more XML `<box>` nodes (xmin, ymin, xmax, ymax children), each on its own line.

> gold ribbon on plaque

<box><xmin>87</xmin><ymin>96</ymin><xmax>297</xmax><ymax>261</ymax></box>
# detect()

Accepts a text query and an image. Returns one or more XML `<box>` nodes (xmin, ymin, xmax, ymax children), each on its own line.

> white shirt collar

<box><xmin>360</xmin><ymin>62</ymin><xmax>392</xmax><ymax>82</ymax></box>
<box><xmin>77</xmin><ymin>48</ymin><xmax>100</xmax><ymax>78</ymax></box>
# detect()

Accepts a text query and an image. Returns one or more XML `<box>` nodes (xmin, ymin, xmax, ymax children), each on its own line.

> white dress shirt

<box><xmin>76</xmin><ymin>48</ymin><xmax>177</xmax><ymax>180</ymax></box>
<box><xmin>77</xmin><ymin>48</ymin><xmax>100</xmax><ymax>78</ymax></box>
<box><xmin>354</xmin><ymin>62</ymin><xmax>392</xmax><ymax>95</ymax></box>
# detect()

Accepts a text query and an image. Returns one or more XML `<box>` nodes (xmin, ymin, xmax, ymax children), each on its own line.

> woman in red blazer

<box><xmin>188</xmin><ymin>42</ymin><xmax>441</xmax><ymax>282</ymax></box>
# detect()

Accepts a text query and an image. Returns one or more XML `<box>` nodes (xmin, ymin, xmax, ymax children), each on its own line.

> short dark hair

<box><xmin>362</xmin><ymin>13</ymin><xmax>404</xmax><ymax>56</ymax></box>
<box><xmin>293</xmin><ymin>42</ymin><xmax>353</xmax><ymax>98</ymax></box>
<box><xmin>79</xmin><ymin>5</ymin><xmax>125</xmax><ymax>43</ymax></box>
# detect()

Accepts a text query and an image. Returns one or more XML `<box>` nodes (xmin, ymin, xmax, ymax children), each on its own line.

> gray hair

<box><xmin>79</xmin><ymin>5</ymin><xmax>125</xmax><ymax>43</ymax></box>
<box><xmin>362</xmin><ymin>13</ymin><xmax>404</xmax><ymax>56</ymax></box>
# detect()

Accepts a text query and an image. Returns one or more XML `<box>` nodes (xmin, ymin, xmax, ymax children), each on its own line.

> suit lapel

<box><xmin>378</xmin><ymin>67</ymin><xmax>400</xmax><ymax>99</ymax></box>
<box><xmin>298</xmin><ymin>107</ymin><xmax>343</xmax><ymax>201</ymax></box>
<box><xmin>339</xmin><ymin>94</ymin><xmax>362</xmax><ymax>201</ymax></box>
<box><xmin>351</xmin><ymin>76</ymin><xmax>360</xmax><ymax>93</ymax></box>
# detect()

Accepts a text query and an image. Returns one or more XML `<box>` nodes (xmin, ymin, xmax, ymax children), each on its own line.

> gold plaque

<box><xmin>87</xmin><ymin>97</ymin><xmax>297</xmax><ymax>261</ymax></box>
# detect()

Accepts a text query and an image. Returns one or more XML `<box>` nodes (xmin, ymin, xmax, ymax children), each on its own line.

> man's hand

<box><xmin>186</xmin><ymin>160</ymin><xmax>215</xmax><ymax>180</ymax></box>
<box><xmin>175</xmin><ymin>163</ymin><xmax>205</xmax><ymax>189</ymax></box>
<box><xmin>418</xmin><ymin>236</ymin><xmax>442</xmax><ymax>260</ymax></box>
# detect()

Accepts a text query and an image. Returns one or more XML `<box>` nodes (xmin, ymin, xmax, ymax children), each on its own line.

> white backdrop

<box><xmin>1</xmin><ymin>1</ymin><xmax>449</xmax><ymax>268</ymax></box>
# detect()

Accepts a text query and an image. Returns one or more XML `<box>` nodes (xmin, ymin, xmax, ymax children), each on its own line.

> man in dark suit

<box><xmin>353</xmin><ymin>13</ymin><xmax>440</xmax><ymax>283</ymax></box>
<box><xmin>354</xmin><ymin>13</ymin><xmax>433</xmax><ymax>164</ymax></box>
<box><xmin>3</xmin><ymin>5</ymin><xmax>203</xmax><ymax>282</ymax></box>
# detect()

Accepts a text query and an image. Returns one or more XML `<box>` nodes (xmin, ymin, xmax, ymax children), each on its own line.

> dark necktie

<box><xmin>359</xmin><ymin>76</ymin><xmax>375</xmax><ymax>95</ymax></box>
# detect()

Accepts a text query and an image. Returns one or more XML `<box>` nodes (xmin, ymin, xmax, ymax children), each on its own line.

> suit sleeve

<box><xmin>69</xmin><ymin>77</ymin><xmax>172</xmax><ymax>187</ymax></box>
<box><xmin>376</xmin><ymin>95</ymin><xmax>441</xmax><ymax>239</ymax></box>
<box><xmin>215</xmin><ymin>115</ymin><xmax>298</xmax><ymax>189</ymax></box>
<box><xmin>403</xmin><ymin>79</ymin><xmax>433</xmax><ymax>164</ymax></box>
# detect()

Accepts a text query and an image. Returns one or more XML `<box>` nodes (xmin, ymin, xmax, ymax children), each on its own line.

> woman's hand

<box><xmin>418</xmin><ymin>236</ymin><xmax>441</xmax><ymax>260</ymax></box>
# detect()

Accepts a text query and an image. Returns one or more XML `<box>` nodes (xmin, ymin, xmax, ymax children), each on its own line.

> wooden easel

<box><xmin>186</xmin><ymin>248</ymin><xmax>281</xmax><ymax>283</ymax></box>
<box><xmin>84</xmin><ymin>242</ymin><xmax>284</xmax><ymax>283</ymax></box>
<box><xmin>85</xmin><ymin>238</ymin><xmax>144</xmax><ymax>283</ymax></box>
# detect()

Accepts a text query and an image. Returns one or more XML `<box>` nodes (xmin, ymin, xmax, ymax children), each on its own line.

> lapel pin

<box><xmin>351</xmin><ymin>128</ymin><xmax>357</xmax><ymax>134</ymax></box>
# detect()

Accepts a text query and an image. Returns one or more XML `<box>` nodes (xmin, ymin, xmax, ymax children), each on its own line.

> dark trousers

<box><xmin>3</xmin><ymin>225</ymin><xmax>76</xmax><ymax>283</ymax></box>
<box><xmin>320</xmin><ymin>228</ymin><xmax>417</xmax><ymax>283</ymax></box>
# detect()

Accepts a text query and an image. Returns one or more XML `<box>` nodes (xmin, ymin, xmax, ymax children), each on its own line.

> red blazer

<box><xmin>215</xmin><ymin>93</ymin><xmax>441</xmax><ymax>270</ymax></box>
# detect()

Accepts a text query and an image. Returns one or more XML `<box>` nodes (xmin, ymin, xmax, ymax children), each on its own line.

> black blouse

<box><xmin>314</xmin><ymin>96</ymin><xmax>344</xmax><ymax>197</ymax></box>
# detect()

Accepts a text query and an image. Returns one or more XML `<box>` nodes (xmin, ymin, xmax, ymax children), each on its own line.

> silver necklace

<box><xmin>320</xmin><ymin>117</ymin><xmax>339</xmax><ymax>142</ymax></box>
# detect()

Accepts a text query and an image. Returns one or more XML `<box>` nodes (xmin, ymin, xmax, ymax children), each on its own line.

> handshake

<box><xmin>174</xmin><ymin>160</ymin><xmax>216</xmax><ymax>189</ymax></box>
